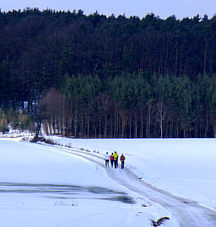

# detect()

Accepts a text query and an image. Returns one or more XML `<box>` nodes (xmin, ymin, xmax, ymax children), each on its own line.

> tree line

<box><xmin>0</xmin><ymin>9</ymin><xmax>216</xmax><ymax>137</ymax></box>
<box><xmin>38</xmin><ymin>73</ymin><xmax>216</xmax><ymax>138</ymax></box>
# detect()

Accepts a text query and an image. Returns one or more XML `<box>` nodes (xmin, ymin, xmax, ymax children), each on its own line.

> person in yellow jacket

<box><xmin>113</xmin><ymin>151</ymin><xmax>119</xmax><ymax>168</ymax></box>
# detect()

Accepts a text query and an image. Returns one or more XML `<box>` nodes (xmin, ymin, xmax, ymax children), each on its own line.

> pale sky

<box><xmin>0</xmin><ymin>0</ymin><xmax>215</xmax><ymax>19</ymax></box>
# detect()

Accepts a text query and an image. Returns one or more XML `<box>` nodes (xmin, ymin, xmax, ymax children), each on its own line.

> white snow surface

<box><xmin>0</xmin><ymin>136</ymin><xmax>216</xmax><ymax>227</ymax></box>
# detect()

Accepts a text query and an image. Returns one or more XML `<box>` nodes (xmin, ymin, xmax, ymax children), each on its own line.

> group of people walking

<box><xmin>104</xmin><ymin>151</ymin><xmax>126</xmax><ymax>169</ymax></box>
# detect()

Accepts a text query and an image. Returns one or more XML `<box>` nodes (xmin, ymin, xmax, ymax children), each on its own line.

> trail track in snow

<box><xmin>38</xmin><ymin>142</ymin><xmax>216</xmax><ymax>227</ymax></box>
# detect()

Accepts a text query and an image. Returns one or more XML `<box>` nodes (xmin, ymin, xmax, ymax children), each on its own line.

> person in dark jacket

<box><xmin>120</xmin><ymin>153</ymin><xmax>126</xmax><ymax>169</ymax></box>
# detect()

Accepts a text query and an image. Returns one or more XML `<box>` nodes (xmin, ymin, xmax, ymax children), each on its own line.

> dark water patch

<box><xmin>47</xmin><ymin>195</ymin><xmax>136</xmax><ymax>204</ymax></box>
<box><xmin>0</xmin><ymin>182</ymin><xmax>125</xmax><ymax>195</ymax></box>
<box><xmin>0</xmin><ymin>182</ymin><xmax>134</xmax><ymax>204</ymax></box>
<box><xmin>0</xmin><ymin>182</ymin><xmax>84</xmax><ymax>190</ymax></box>
<box><xmin>103</xmin><ymin>195</ymin><xmax>136</xmax><ymax>204</ymax></box>
<box><xmin>88</xmin><ymin>186</ymin><xmax>126</xmax><ymax>195</ymax></box>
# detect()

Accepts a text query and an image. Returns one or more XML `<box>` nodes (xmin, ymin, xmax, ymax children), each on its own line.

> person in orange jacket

<box><xmin>120</xmin><ymin>153</ymin><xmax>126</xmax><ymax>169</ymax></box>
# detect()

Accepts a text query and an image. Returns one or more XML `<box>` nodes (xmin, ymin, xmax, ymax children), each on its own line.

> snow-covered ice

<box><xmin>0</xmin><ymin>137</ymin><xmax>216</xmax><ymax>226</ymax></box>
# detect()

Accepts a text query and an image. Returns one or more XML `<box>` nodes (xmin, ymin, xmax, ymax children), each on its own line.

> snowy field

<box><xmin>0</xmin><ymin>136</ymin><xmax>216</xmax><ymax>226</ymax></box>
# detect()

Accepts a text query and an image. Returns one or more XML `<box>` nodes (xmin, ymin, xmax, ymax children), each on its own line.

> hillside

<box><xmin>1</xmin><ymin>10</ymin><xmax>216</xmax><ymax>138</ymax></box>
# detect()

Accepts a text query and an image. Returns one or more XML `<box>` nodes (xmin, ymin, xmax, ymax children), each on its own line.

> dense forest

<box><xmin>0</xmin><ymin>8</ymin><xmax>216</xmax><ymax>138</ymax></box>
